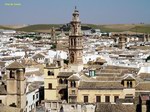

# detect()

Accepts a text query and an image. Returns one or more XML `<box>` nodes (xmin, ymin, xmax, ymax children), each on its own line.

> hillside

<box><xmin>86</xmin><ymin>24</ymin><xmax>150</xmax><ymax>33</ymax></box>
<box><xmin>16</xmin><ymin>24</ymin><xmax>62</xmax><ymax>32</ymax></box>
<box><xmin>0</xmin><ymin>24</ymin><xmax>150</xmax><ymax>33</ymax></box>
<box><xmin>0</xmin><ymin>25</ymin><xmax>14</xmax><ymax>30</ymax></box>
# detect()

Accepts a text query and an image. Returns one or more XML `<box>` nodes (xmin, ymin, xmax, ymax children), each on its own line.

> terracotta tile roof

<box><xmin>130</xmin><ymin>46</ymin><xmax>150</xmax><ymax>50</ymax></box>
<box><xmin>78</xmin><ymin>81</ymin><xmax>124</xmax><ymax>90</ymax></box>
<box><xmin>95</xmin><ymin>103</ymin><xmax>136</xmax><ymax>112</ymax></box>
<box><xmin>136</xmin><ymin>82</ymin><xmax>150</xmax><ymax>91</ymax></box>
<box><xmin>117</xmin><ymin>98</ymin><xmax>134</xmax><ymax>103</ymax></box>
<box><xmin>138</xmin><ymin>73</ymin><xmax>150</xmax><ymax>80</ymax></box>
<box><xmin>0</xmin><ymin>61</ymin><xmax>5</xmax><ymax>67</ymax></box>
<box><xmin>45</xmin><ymin>64</ymin><xmax>61</xmax><ymax>68</ymax></box>
<box><xmin>96</xmin><ymin>73</ymin><xmax>121</xmax><ymax>77</ymax></box>
<box><xmin>96</xmin><ymin>69</ymin><xmax>122</xmax><ymax>77</ymax></box>
<box><xmin>105</xmin><ymin>65</ymin><xmax>139</xmax><ymax>74</ymax></box>
<box><xmin>32</xmin><ymin>53</ymin><xmax>45</xmax><ymax>59</ymax></box>
<box><xmin>95</xmin><ymin>76</ymin><xmax>122</xmax><ymax>81</ymax></box>
<box><xmin>57</xmin><ymin>72</ymin><xmax>75</xmax><ymax>78</ymax></box>
<box><xmin>6</xmin><ymin>61</ymin><xmax>25</xmax><ymax>69</ymax></box>
<box><xmin>25</xmin><ymin>71</ymin><xmax>43</xmax><ymax>77</ymax></box>
<box><xmin>68</xmin><ymin>74</ymin><xmax>80</xmax><ymax>81</ymax></box>
<box><xmin>20</xmin><ymin>58</ymin><xmax>38</xmax><ymax>66</ymax></box>
<box><xmin>80</xmin><ymin>74</ymin><xmax>91</xmax><ymax>81</ymax></box>
<box><xmin>95</xmin><ymin>57</ymin><xmax>107</xmax><ymax>63</ymax></box>
<box><xmin>100</xmin><ymin>69</ymin><xmax>122</xmax><ymax>73</ymax></box>
<box><xmin>0</xmin><ymin>56</ymin><xmax>21</xmax><ymax>61</ymax></box>
<box><xmin>86</xmin><ymin>65</ymin><xmax>102</xmax><ymax>70</ymax></box>
<box><xmin>27</xmin><ymin>81</ymin><xmax>44</xmax><ymax>93</ymax></box>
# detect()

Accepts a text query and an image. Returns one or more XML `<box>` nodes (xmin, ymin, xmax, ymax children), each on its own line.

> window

<box><xmin>57</xmin><ymin>61</ymin><xmax>61</xmax><ymax>66</ymax></box>
<box><xmin>96</xmin><ymin>96</ymin><xmax>101</xmax><ymax>103</ymax></box>
<box><xmin>64</xmin><ymin>79</ymin><xmax>68</xmax><ymax>84</ymax></box>
<box><xmin>72</xmin><ymin>90</ymin><xmax>75</xmax><ymax>94</ymax></box>
<box><xmin>84</xmin><ymin>96</ymin><xmax>88</xmax><ymax>103</ymax></box>
<box><xmin>105</xmin><ymin>96</ymin><xmax>110</xmax><ymax>102</ymax></box>
<box><xmin>74</xmin><ymin>39</ymin><xmax>76</xmax><ymax>46</ymax></box>
<box><xmin>36</xmin><ymin>94</ymin><xmax>38</xmax><ymax>99</ymax></box>
<box><xmin>48</xmin><ymin>71</ymin><xmax>54</xmax><ymax>76</ymax></box>
<box><xmin>130</xmin><ymin>81</ymin><xmax>132</xmax><ymax>88</ymax></box>
<box><xmin>48</xmin><ymin>83</ymin><xmax>52</xmax><ymax>89</ymax></box>
<box><xmin>114</xmin><ymin>96</ymin><xmax>119</xmax><ymax>102</ymax></box>
<box><xmin>10</xmin><ymin>70</ymin><xmax>15</xmax><ymax>78</ymax></box>
<box><xmin>59</xmin><ymin>79</ymin><xmax>63</xmax><ymax>84</ymax></box>
<box><xmin>48</xmin><ymin>71</ymin><xmax>51</xmax><ymax>76</ymax></box>
<box><xmin>127</xmin><ymin>81</ymin><xmax>130</xmax><ymax>88</ymax></box>
<box><xmin>71</xmin><ymin>39</ymin><xmax>73</xmax><ymax>46</ymax></box>
<box><xmin>71</xmin><ymin>81</ymin><xmax>73</xmax><ymax>87</ymax></box>
<box><xmin>127</xmin><ymin>81</ymin><xmax>133</xmax><ymax>88</ymax></box>
<box><xmin>33</xmin><ymin>95</ymin><xmax>35</xmax><ymax>100</ymax></box>
<box><xmin>71</xmin><ymin>81</ymin><xmax>76</xmax><ymax>87</ymax></box>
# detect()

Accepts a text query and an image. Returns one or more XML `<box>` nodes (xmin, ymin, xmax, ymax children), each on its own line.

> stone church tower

<box><xmin>118</xmin><ymin>34</ymin><xmax>126</xmax><ymax>49</ymax></box>
<box><xmin>6</xmin><ymin>61</ymin><xmax>26</xmax><ymax>110</ymax></box>
<box><xmin>69</xmin><ymin>7</ymin><xmax>83</xmax><ymax>72</ymax></box>
<box><xmin>51</xmin><ymin>27</ymin><xmax>57</xmax><ymax>44</ymax></box>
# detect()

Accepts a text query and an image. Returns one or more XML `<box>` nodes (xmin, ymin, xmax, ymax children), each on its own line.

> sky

<box><xmin>0</xmin><ymin>0</ymin><xmax>150</xmax><ymax>25</ymax></box>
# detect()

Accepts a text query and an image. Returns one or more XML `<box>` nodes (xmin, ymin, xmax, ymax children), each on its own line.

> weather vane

<box><xmin>75</xmin><ymin>6</ymin><xmax>77</xmax><ymax>10</ymax></box>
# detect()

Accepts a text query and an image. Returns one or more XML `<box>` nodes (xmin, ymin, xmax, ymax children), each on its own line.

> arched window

<box><xmin>64</xmin><ymin>79</ymin><xmax>68</xmax><ymax>84</ymax></box>
<box><xmin>127</xmin><ymin>81</ymin><xmax>130</xmax><ymax>88</ymax></box>
<box><xmin>51</xmin><ymin>72</ymin><xmax>54</xmax><ymax>75</ymax></box>
<box><xmin>130</xmin><ymin>81</ymin><xmax>132</xmax><ymax>88</ymax></box>
<box><xmin>59</xmin><ymin>79</ymin><xmax>63</xmax><ymax>84</ymax></box>
<box><xmin>48</xmin><ymin>71</ymin><xmax>51</xmax><ymax>76</ymax></box>
<box><xmin>48</xmin><ymin>71</ymin><xmax>54</xmax><ymax>76</ymax></box>
<box><xmin>71</xmin><ymin>81</ymin><xmax>76</xmax><ymax>87</ymax></box>
<box><xmin>71</xmin><ymin>39</ymin><xmax>73</xmax><ymax>46</ymax></box>
<box><xmin>70</xmin><ymin>52</ymin><xmax>74</xmax><ymax>63</ymax></box>
<box><xmin>10</xmin><ymin>70</ymin><xmax>15</xmax><ymax>79</ymax></box>
<box><xmin>127</xmin><ymin>81</ymin><xmax>133</xmax><ymax>88</ymax></box>
<box><xmin>74</xmin><ymin>81</ymin><xmax>76</xmax><ymax>87</ymax></box>
<box><xmin>74</xmin><ymin>38</ymin><xmax>76</xmax><ymax>46</ymax></box>
<box><xmin>71</xmin><ymin>81</ymin><xmax>73</xmax><ymax>87</ymax></box>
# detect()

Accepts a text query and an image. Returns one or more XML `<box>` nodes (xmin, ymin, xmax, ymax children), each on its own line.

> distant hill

<box><xmin>0</xmin><ymin>24</ymin><xmax>150</xmax><ymax>33</ymax></box>
<box><xmin>0</xmin><ymin>25</ymin><xmax>14</xmax><ymax>30</ymax></box>
<box><xmin>85</xmin><ymin>24</ymin><xmax>150</xmax><ymax>33</ymax></box>
<box><xmin>130</xmin><ymin>25</ymin><xmax>150</xmax><ymax>33</ymax></box>
<box><xmin>16</xmin><ymin>24</ymin><xmax>62</xmax><ymax>32</ymax></box>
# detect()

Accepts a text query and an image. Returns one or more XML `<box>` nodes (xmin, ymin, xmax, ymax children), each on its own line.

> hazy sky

<box><xmin>0</xmin><ymin>0</ymin><xmax>150</xmax><ymax>25</ymax></box>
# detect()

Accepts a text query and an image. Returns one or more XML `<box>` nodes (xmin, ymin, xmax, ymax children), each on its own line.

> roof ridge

<box><xmin>6</xmin><ymin>61</ymin><xmax>25</xmax><ymax>69</ymax></box>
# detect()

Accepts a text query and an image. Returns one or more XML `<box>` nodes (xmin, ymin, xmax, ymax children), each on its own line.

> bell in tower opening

<box><xmin>68</xmin><ymin>7</ymin><xmax>83</xmax><ymax>72</ymax></box>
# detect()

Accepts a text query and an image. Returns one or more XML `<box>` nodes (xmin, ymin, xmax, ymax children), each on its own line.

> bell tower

<box><xmin>51</xmin><ymin>27</ymin><xmax>57</xmax><ymax>44</ymax></box>
<box><xmin>69</xmin><ymin>7</ymin><xmax>83</xmax><ymax>72</ymax></box>
<box><xmin>6</xmin><ymin>61</ymin><xmax>26</xmax><ymax>110</ymax></box>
